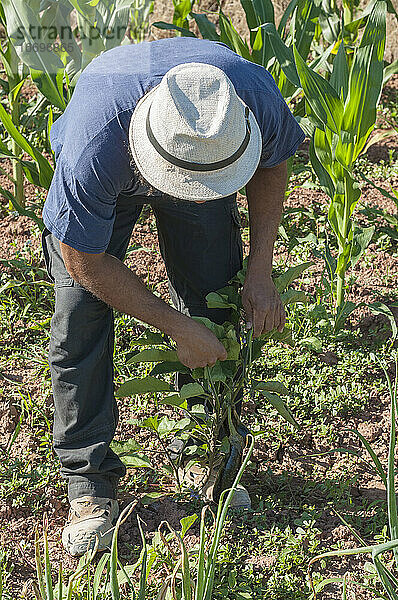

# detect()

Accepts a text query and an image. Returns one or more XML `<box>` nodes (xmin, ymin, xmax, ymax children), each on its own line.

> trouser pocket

<box><xmin>41</xmin><ymin>228</ymin><xmax>74</xmax><ymax>286</ymax></box>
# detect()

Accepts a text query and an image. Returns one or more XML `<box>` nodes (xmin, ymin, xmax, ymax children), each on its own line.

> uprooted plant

<box><xmin>116</xmin><ymin>259</ymin><xmax>310</xmax><ymax>500</ymax></box>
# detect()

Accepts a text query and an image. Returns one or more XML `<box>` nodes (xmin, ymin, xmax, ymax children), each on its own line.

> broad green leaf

<box><xmin>350</xmin><ymin>225</ymin><xmax>375</xmax><ymax>266</ymax></box>
<box><xmin>180</xmin><ymin>514</ymin><xmax>198</xmax><ymax>538</ymax></box>
<box><xmin>219</xmin><ymin>11</ymin><xmax>252</xmax><ymax>61</ymax></box>
<box><xmin>313</xmin><ymin>128</ymin><xmax>334</xmax><ymax>181</ymax></box>
<box><xmin>298</xmin><ymin>336</ymin><xmax>322</xmax><ymax>352</ymax></box>
<box><xmin>294</xmin><ymin>0</ymin><xmax>320</xmax><ymax>60</ymax></box>
<box><xmin>368</xmin><ymin>302</ymin><xmax>398</xmax><ymax>340</ymax></box>
<box><xmin>340</xmin><ymin>1</ymin><xmax>386</xmax><ymax>164</ymax></box>
<box><xmin>293</xmin><ymin>45</ymin><xmax>344</xmax><ymax>134</ymax></box>
<box><xmin>2</xmin><ymin>0</ymin><xmax>66</xmax><ymax>109</ymax></box>
<box><xmin>262</xmin><ymin>391</ymin><xmax>299</xmax><ymax>428</ymax></box>
<box><xmin>281</xmin><ymin>289</ymin><xmax>308</xmax><ymax>306</ymax></box>
<box><xmin>273</xmin><ymin>261</ymin><xmax>312</xmax><ymax>293</ymax></box>
<box><xmin>191</xmin><ymin>317</ymin><xmax>225</xmax><ymax>339</ymax></box>
<box><xmin>206</xmin><ymin>291</ymin><xmax>237</xmax><ymax>310</ymax></box>
<box><xmin>222</xmin><ymin>338</ymin><xmax>241</xmax><ymax>360</ymax></box>
<box><xmin>150</xmin><ymin>361</ymin><xmax>189</xmax><ymax>376</ymax></box>
<box><xmin>318</xmin><ymin>0</ymin><xmax>340</xmax><ymax>44</ymax></box>
<box><xmin>158</xmin><ymin>416</ymin><xmax>178</xmax><ymax>438</ymax></box>
<box><xmin>330</xmin><ymin>39</ymin><xmax>349</xmax><ymax>102</ymax></box>
<box><xmin>111</xmin><ymin>438</ymin><xmax>142</xmax><ymax>454</ymax></box>
<box><xmin>179</xmin><ymin>383</ymin><xmax>205</xmax><ymax>399</ymax></box>
<box><xmin>127</xmin><ymin>349</ymin><xmax>179</xmax><ymax>364</ymax></box>
<box><xmin>240</xmin><ymin>0</ymin><xmax>274</xmax><ymax>66</ymax></box>
<box><xmin>115</xmin><ymin>376</ymin><xmax>172</xmax><ymax>397</ymax></box>
<box><xmin>263</xmin><ymin>23</ymin><xmax>300</xmax><ymax>88</ymax></box>
<box><xmin>253</xmin><ymin>380</ymin><xmax>289</xmax><ymax>395</ymax></box>
<box><xmin>122</xmin><ymin>454</ymin><xmax>153</xmax><ymax>468</ymax></box>
<box><xmin>0</xmin><ymin>102</ymin><xmax>53</xmax><ymax>188</ymax></box>
<box><xmin>190</xmin><ymin>12</ymin><xmax>219</xmax><ymax>40</ymax></box>
<box><xmin>309</xmin><ymin>134</ymin><xmax>335</xmax><ymax>198</ymax></box>
<box><xmin>159</xmin><ymin>394</ymin><xmax>188</xmax><ymax>409</ymax></box>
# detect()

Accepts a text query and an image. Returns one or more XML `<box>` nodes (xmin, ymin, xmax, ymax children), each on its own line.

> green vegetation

<box><xmin>0</xmin><ymin>0</ymin><xmax>397</xmax><ymax>598</ymax></box>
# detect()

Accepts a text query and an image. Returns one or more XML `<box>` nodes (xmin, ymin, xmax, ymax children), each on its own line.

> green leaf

<box><xmin>180</xmin><ymin>514</ymin><xmax>198</xmax><ymax>538</ymax></box>
<box><xmin>240</xmin><ymin>0</ymin><xmax>274</xmax><ymax>66</ymax></box>
<box><xmin>310</xmin><ymin>133</ymin><xmax>335</xmax><ymax>198</ymax></box>
<box><xmin>190</xmin><ymin>12</ymin><xmax>219</xmax><ymax>40</ymax></box>
<box><xmin>273</xmin><ymin>262</ymin><xmax>312</xmax><ymax>293</ymax></box>
<box><xmin>122</xmin><ymin>454</ymin><xmax>153</xmax><ymax>468</ymax></box>
<box><xmin>330</xmin><ymin>39</ymin><xmax>349</xmax><ymax>102</ymax></box>
<box><xmin>293</xmin><ymin>45</ymin><xmax>344</xmax><ymax>134</ymax></box>
<box><xmin>179</xmin><ymin>383</ymin><xmax>206</xmax><ymax>399</ymax></box>
<box><xmin>298</xmin><ymin>336</ymin><xmax>323</xmax><ymax>351</ymax></box>
<box><xmin>368</xmin><ymin>302</ymin><xmax>397</xmax><ymax>340</ymax></box>
<box><xmin>294</xmin><ymin>0</ymin><xmax>320</xmax><ymax>60</ymax></box>
<box><xmin>159</xmin><ymin>394</ymin><xmax>188</xmax><ymax>409</ymax></box>
<box><xmin>191</xmin><ymin>317</ymin><xmax>225</xmax><ymax>339</ymax></box>
<box><xmin>152</xmin><ymin>20</ymin><xmax>196</xmax><ymax>36</ymax></box>
<box><xmin>280</xmin><ymin>289</ymin><xmax>308</xmax><ymax>306</ymax></box>
<box><xmin>206</xmin><ymin>291</ymin><xmax>237</xmax><ymax>310</ymax></box>
<box><xmin>127</xmin><ymin>349</ymin><xmax>179</xmax><ymax>364</ymax></box>
<box><xmin>111</xmin><ymin>439</ymin><xmax>142</xmax><ymax>454</ymax></box>
<box><xmin>219</xmin><ymin>11</ymin><xmax>252</xmax><ymax>61</ymax></box>
<box><xmin>0</xmin><ymin>102</ymin><xmax>53</xmax><ymax>189</ymax></box>
<box><xmin>262</xmin><ymin>23</ymin><xmax>301</xmax><ymax>88</ymax></box>
<box><xmin>340</xmin><ymin>1</ymin><xmax>387</xmax><ymax>164</ymax></box>
<box><xmin>262</xmin><ymin>391</ymin><xmax>299</xmax><ymax>428</ymax></box>
<box><xmin>350</xmin><ymin>225</ymin><xmax>375</xmax><ymax>267</ymax></box>
<box><xmin>150</xmin><ymin>361</ymin><xmax>189</xmax><ymax>376</ymax></box>
<box><xmin>253</xmin><ymin>380</ymin><xmax>289</xmax><ymax>395</ymax></box>
<box><xmin>115</xmin><ymin>377</ymin><xmax>172</xmax><ymax>397</ymax></box>
<box><xmin>2</xmin><ymin>0</ymin><xmax>66</xmax><ymax>109</ymax></box>
<box><xmin>221</xmin><ymin>338</ymin><xmax>241</xmax><ymax>360</ymax></box>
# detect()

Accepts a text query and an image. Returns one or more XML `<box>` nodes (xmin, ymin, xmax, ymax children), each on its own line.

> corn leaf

<box><xmin>330</xmin><ymin>38</ymin><xmax>349</xmax><ymax>102</ymax></box>
<box><xmin>152</xmin><ymin>20</ymin><xmax>196</xmax><ymax>36</ymax></box>
<box><xmin>2</xmin><ymin>0</ymin><xmax>66</xmax><ymax>109</ymax></box>
<box><xmin>219</xmin><ymin>11</ymin><xmax>252</xmax><ymax>61</ymax></box>
<box><xmin>263</xmin><ymin>23</ymin><xmax>301</xmax><ymax>87</ymax></box>
<box><xmin>340</xmin><ymin>1</ymin><xmax>386</xmax><ymax>164</ymax></box>
<box><xmin>293</xmin><ymin>45</ymin><xmax>344</xmax><ymax>134</ymax></box>
<box><xmin>294</xmin><ymin>0</ymin><xmax>320</xmax><ymax>60</ymax></box>
<box><xmin>240</xmin><ymin>0</ymin><xmax>274</xmax><ymax>66</ymax></box>
<box><xmin>0</xmin><ymin>102</ymin><xmax>53</xmax><ymax>188</ymax></box>
<box><xmin>191</xmin><ymin>12</ymin><xmax>219</xmax><ymax>40</ymax></box>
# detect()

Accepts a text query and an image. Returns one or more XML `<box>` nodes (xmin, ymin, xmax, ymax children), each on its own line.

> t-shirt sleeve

<box><xmin>43</xmin><ymin>150</ymin><xmax>119</xmax><ymax>254</ymax></box>
<box><xmin>251</xmin><ymin>83</ymin><xmax>305</xmax><ymax>168</ymax></box>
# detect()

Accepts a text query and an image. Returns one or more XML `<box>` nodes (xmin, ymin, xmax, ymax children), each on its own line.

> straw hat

<box><xmin>129</xmin><ymin>62</ymin><xmax>262</xmax><ymax>201</ymax></box>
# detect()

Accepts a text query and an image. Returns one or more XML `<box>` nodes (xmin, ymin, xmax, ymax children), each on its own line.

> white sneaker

<box><xmin>62</xmin><ymin>496</ymin><xmax>119</xmax><ymax>557</ymax></box>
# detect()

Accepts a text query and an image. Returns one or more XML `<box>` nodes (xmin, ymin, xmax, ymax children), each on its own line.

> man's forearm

<box><xmin>60</xmin><ymin>245</ymin><xmax>192</xmax><ymax>342</ymax></box>
<box><xmin>245</xmin><ymin>162</ymin><xmax>287</xmax><ymax>276</ymax></box>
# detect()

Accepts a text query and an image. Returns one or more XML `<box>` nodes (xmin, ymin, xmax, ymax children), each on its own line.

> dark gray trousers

<box><xmin>42</xmin><ymin>194</ymin><xmax>243</xmax><ymax>501</ymax></box>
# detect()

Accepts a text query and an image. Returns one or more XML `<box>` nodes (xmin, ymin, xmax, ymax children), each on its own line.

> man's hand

<box><xmin>242</xmin><ymin>275</ymin><xmax>285</xmax><ymax>338</ymax></box>
<box><xmin>174</xmin><ymin>321</ymin><xmax>227</xmax><ymax>369</ymax></box>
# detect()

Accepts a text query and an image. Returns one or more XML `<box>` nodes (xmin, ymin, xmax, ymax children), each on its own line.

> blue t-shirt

<box><xmin>43</xmin><ymin>37</ymin><xmax>305</xmax><ymax>253</ymax></box>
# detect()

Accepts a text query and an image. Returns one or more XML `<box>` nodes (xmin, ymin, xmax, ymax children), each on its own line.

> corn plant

<box><xmin>308</xmin><ymin>353</ymin><xmax>398</xmax><ymax>599</ymax></box>
<box><xmin>268</xmin><ymin>1</ymin><xmax>388</xmax><ymax>320</ymax></box>
<box><xmin>116</xmin><ymin>259</ymin><xmax>309</xmax><ymax>500</ymax></box>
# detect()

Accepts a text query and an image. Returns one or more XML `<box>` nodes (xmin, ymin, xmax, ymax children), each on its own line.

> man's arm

<box><xmin>242</xmin><ymin>161</ymin><xmax>287</xmax><ymax>337</ymax></box>
<box><xmin>60</xmin><ymin>243</ymin><xmax>227</xmax><ymax>369</ymax></box>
